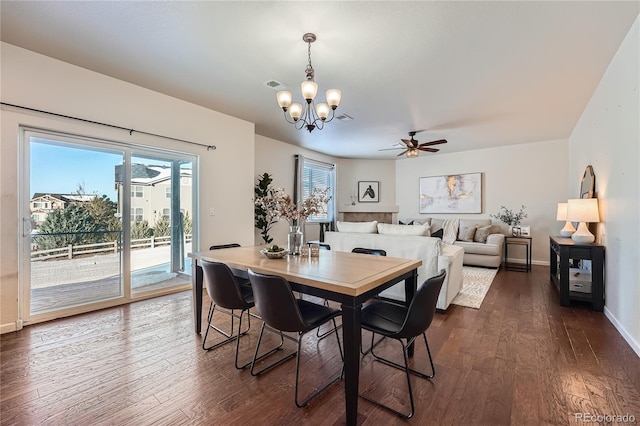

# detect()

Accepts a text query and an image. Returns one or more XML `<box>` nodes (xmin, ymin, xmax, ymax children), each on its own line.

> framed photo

<box><xmin>358</xmin><ymin>181</ymin><xmax>379</xmax><ymax>203</ymax></box>
<box><xmin>419</xmin><ymin>172</ymin><xmax>482</xmax><ymax>213</ymax></box>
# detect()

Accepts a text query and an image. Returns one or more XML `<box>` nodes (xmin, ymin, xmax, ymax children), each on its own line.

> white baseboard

<box><xmin>0</xmin><ymin>320</ymin><xmax>23</xmax><ymax>334</ymax></box>
<box><xmin>604</xmin><ymin>307</ymin><xmax>640</xmax><ymax>358</ymax></box>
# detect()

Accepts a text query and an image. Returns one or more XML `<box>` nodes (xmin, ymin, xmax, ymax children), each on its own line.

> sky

<box><xmin>31</xmin><ymin>140</ymin><xmax>122</xmax><ymax>200</ymax></box>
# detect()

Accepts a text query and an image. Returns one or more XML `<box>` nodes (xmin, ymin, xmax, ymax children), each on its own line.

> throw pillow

<box><xmin>431</xmin><ymin>228</ymin><xmax>444</xmax><ymax>239</ymax></box>
<box><xmin>474</xmin><ymin>225</ymin><xmax>492</xmax><ymax>243</ymax></box>
<box><xmin>398</xmin><ymin>219</ymin><xmax>414</xmax><ymax>225</ymax></box>
<box><xmin>458</xmin><ymin>226</ymin><xmax>477</xmax><ymax>242</ymax></box>
<box><xmin>442</xmin><ymin>219</ymin><xmax>459</xmax><ymax>245</ymax></box>
<box><xmin>336</xmin><ymin>221</ymin><xmax>378</xmax><ymax>233</ymax></box>
<box><xmin>378</xmin><ymin>223</ymin><xmax>430</xmax><ymax>236</ymax></box>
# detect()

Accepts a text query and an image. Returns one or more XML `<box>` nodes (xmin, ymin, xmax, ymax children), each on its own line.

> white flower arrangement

<box><xmin>255</xmin><ymin>187</ymin><xmax>330</xmax><ymax>226</ymax></box>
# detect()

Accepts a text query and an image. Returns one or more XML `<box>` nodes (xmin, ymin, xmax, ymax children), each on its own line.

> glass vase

<box><xmin>287</xmin><ymin>225</ymin><xmax>304</xmax><ymax>255</ymax></box>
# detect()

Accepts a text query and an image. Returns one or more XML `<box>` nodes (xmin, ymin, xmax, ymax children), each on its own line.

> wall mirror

<box><xmin>580</xmin><ymin>165</ymin><xmax>595</xmax><ymax>199</ymax></box>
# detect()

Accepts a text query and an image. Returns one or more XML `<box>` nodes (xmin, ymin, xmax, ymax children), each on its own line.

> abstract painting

<box><xmin>419</xmin><ymin>173</ymin><xmax>482</xmax><ymax>213</ymax></box>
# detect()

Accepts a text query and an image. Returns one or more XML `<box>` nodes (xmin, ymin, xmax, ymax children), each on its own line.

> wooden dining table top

<box><xmin>188</xmin><ymin>245</ymin><xmax>422</xmax><ymax>297</ymax></box>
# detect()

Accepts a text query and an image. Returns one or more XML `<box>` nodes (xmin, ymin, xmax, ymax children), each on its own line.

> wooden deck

<box><xmin>2</xmin><ymin>265</ymin><xmax>639</xmax><ymax>425</ymax></box>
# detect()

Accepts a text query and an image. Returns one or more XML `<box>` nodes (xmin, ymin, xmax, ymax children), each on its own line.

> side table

<box><xmin>504</xmin><ymin>236</ymin><xmax>532</xmax><ymax>271</ymax></box>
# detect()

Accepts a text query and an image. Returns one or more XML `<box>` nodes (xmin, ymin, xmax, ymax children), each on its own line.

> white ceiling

<box><xmin>1</xmin><ymin>1</ymin><xmax>638</xmax><ymax>159</ymax></box>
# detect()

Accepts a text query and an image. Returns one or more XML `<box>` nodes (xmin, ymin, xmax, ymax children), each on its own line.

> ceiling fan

<box><xmin>380</xmin><ymin>131</ymin><xmax>448</xmax><ymax>157</ymax></box>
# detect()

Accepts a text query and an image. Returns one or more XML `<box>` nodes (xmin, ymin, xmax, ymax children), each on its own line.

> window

<box><xmin>131</xmin><ymin>186</ymin><xmax>143</xmax><ymax>198</ymax></box>
<box><xmin>162</xmin><ymin>208</ymin><xmax>170</xmax><ymax>220</ymax></box>
<box><xmin>131</xmin><ymin>208</ymin><xmax>144</xmax><ymax>222</ymax></box>
<box><xmin>295</xmin><ymin>155</ymin><xmax>335</xmax><ymax>223</ymax></box>
<box><xmin>165</xmin><ymin>187</ymin><xmax>171</xmax><ymax>198</ymax></box>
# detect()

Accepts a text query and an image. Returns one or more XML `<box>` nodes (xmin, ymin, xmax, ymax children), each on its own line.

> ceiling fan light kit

<box><xmin>276</xmin><ymin>33</ymin><xmax>342</xmax><ymax>133</ymax></box>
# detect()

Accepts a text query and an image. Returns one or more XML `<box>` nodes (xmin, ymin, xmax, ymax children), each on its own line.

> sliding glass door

<box><xmin>21</xmin><ymin>128</ymin><xmax>197</xmax><ymax>321</ymax></box>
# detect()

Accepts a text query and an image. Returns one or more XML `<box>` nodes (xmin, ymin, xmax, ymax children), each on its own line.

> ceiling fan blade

<box><xmin>401</xmin><ymin>138</ymin><xmax>414</xmax><ymax>148</ymax></box>
<box><xmin>418</xmin><ymin>139</ymin><xmax>448</xmax><ymax>148</ymax></box>
<box><xmin>418</xmin><ymin>147</ymin><xmax>440</xmax><ymax>153</ymax></box>
<box><xmin>378</xmin><ymin>147</ymin><xmax>403</xmax><ymax>151</ymax></box>
<box><xmin>396</xmin><ymin>149</ymin><xmax>409</xmax><ymax>157</ymax></box>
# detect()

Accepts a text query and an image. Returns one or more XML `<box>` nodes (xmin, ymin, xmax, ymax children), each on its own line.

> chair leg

<box><xmin>202</xmin><ymin>303</ymin><xmax>251</xmax><ymax>351</ymax></box>
<box><xmin>316</xmin><ymin>300</ymin><xmax>343</xmax><ymax>340</ymax></box>
<box><xmin>359</xmin><ymin>332</ymin><xmax>436</xmax><ymax>419</ymax></box>
<box><xmin>295</xmin><ymin>319</ymin><xmax>343</xmax><ymax>407</ymax></box>
<box><xmin>250</xmin><ymin>323</ymin><xmax>296</xmax><ymax>377</ymax></box>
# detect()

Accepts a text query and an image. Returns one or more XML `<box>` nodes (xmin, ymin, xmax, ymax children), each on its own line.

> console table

<box><xmin>549</xmin><ymin>236</ymin><xmax>605</xmax><ymax>311</ymax></box>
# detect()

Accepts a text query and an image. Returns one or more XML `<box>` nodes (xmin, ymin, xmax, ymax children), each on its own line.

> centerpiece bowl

<box><xmin>260</xmin><ymin>248</ymin><xmax>289</xmax><ymax>259</ymax></box>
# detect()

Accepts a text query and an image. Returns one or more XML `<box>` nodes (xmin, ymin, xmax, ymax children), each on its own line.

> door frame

<box><xmin>19</xmin><ymin>126</ymin><xmax>199</xmax><ymax>325</ymax></box>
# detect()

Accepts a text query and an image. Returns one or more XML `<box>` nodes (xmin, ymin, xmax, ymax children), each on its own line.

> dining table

<box><xmin>188</xmin><ymin>245</ymin><xmax>421</xmax><ymax>426</ymax></box>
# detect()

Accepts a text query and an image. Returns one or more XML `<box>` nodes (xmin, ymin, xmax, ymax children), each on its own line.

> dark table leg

<box><xmin>341</xmin><ymin>302</ymin><xmax>361</xmax><ymax>426</ymax></box>
<box><xmin>404</xmin><ymin>270</ymin><xmax>418</xmax><ymax>357</ymax></box>
<box><xmin>192</xmin><ymin>261</ymin><xmax>203</xmax><ymax>334</ymax></box>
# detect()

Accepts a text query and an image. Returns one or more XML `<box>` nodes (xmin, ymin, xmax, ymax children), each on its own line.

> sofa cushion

<box><xmin>336</xmin><ymin>221</ymin><xmax>378</xmax><ymax>233</ymax></box>
<box><xmin>398</xmin><ymin>219</ymin><xmax>414</xmax><ymax>225</ymax></box>
<box><xmin>459</xmin><ymin>218</ymin><xmax>491</xmax><ymax>229</ymax></box>
<box><xmin>378</xmin><ymin>223</ymin><xmax>430</xmax><ymax>236</ymax></box>
<box><xmin>474</xmin><ymin>225</ymin><xmax>492</xmax><ymax>243</ymax></box>
<box><xmin>458</xmin><ymin>226</ymin><xmax>476</xmax><ymax>242</ymax></box>
<box><xmin>431</xmin><ymin>228</ymin><xmax>443</xmax><ymax>239</ymax></box>
<box><xmin>454</xmin><ymin>240</ymin><xmax>501</xmax><ymax>256</ymax></box>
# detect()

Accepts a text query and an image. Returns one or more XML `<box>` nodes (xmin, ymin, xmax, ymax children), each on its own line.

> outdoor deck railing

<box><xmin>31</xmin><ymin>231</ymin><xmax>193</xmax><ymax>261</ymax></box>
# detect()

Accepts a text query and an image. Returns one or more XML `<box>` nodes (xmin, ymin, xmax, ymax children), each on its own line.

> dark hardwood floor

<box><xmin>2</xmin><ymin>265</ymin><xmax>639</xmax><ymax>425</ymax></box>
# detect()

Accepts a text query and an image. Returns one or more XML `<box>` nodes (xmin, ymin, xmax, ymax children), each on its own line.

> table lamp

<box><xmin>566</xmin><ymin>198</ymin><xmax>599</xmax><ymax>243</ymax></box>
<box><xmin>556</xmin><ymin>202</ymin><xmax>576</xmax><ymax>237</ymax></box>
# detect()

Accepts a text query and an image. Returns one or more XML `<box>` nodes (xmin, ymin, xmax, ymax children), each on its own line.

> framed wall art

<box><xmin>419</xmin><ymin>172</ymin><xmax>482</xmax><ymax>213</ymax></box>
<box><xmin>358</xmin><ymin>181</ymin><xmax>379</xmax><ymax>203</ymax></box>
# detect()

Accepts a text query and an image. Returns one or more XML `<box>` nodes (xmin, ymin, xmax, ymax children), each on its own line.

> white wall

<box><xmin>254</xmin><ymin>135</ymin><xmax>338</xmax><ymax>245</ymax></box>
<box><xmin>395</xmin><ymin>140</ymin><xmax>570</xmax><ymax>264</ymax></box>
<box><xmin>569</xmin><ymin>17</ymin><xmax>639</xmax><ymax>355</ymax></box>
<box><xmin>334</xmin><ymin>158</ymin><xmax>397</xmax><ymax>208</ymax></box>
<box><xmin>1</xmin><ymin>43</ymin><xmax>256</xmax><ymax>331</ymax></box>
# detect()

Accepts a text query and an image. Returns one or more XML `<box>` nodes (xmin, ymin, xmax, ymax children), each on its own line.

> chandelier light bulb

<box><xmin>326</xmin><ymin>89</ymin><xmax>342</xmax><ymax>109</ymax></box>
<box><xmin>315</xmin><ymin>103</ymin><xmax>330</xmax><ymax>120</ymax></box>
<box><xmin>406</xmin><ymin>149</ymin><xmax>419</xmax><ymax>158</ymax></box>
<box><xmin>288</xmin><ymin>103</ymin><xmax>303</xmax><ymax>121</ymax></box>
<box><xmin>301</xmin><ymin>80</ymin><xmax>318</xmax><ymax>102</ymax></box>
<box><xmin>276</xmin><ymin>91</ymin><xmax>293</xmax><ymax>110</ymax></box>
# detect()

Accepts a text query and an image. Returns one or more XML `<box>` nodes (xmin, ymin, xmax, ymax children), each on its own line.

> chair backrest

<box><xmin>352</xmin><ymin>247</ymin><xmax>387</xmax><ymax>256</ymax></box>
<box><xmin>209</xmin><ymin>243</ymin><xmax>241</xmax><ymax>250</ymax></box>
<box><xmin>397</xmin><ymin>269</ymin><xmax>446</xmax><ymax>339</ymax></box>
<box><xmin>201</xmin><ymin>260</ymin><xmax>252</xmax><ymax>310</ymax></box>
<box><xmin>247</xmin><ymin>269</ymin><xmax>308</xmax><ymax>333</ymax></box>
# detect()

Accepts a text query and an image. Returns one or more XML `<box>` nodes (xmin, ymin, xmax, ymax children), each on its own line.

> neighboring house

<box><xmin>114</xmin><ymin>163</ymin><xmax>192</xmax><ymax>226</ymax></box>
<box><xmin>30</xmin><ymin>193</ymin><xmax>96</xmax><ymax>226</ymax></box>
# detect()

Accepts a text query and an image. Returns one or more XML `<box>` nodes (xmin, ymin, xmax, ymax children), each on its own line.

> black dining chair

<box><xmin>359</xmin><ymin>269</ymin><xmax>446</xmax><ymax>419</ymax></box>
<box><xmin>200</xmin><ymin>260</ymin><xmax>282</xmax><ymax>369</ymax></box>
<box><xmin>352</xmin><ymin>247</ymin><xmax>387</xmax><ymax>256</ymax></box>
<box><xmin>247</xmin><ymin>269</ymin><xmax>344</xmax><ymax>408</ymax></box>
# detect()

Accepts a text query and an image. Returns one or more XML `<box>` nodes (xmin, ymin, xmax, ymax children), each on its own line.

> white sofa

<box><xmin>324</xmin><ymin>230</ymin><xmax>464</xmax><ymax>311</ymax></box>
<box><xmin>411</xmin><ymin>218</ymin><xmax>505</xmax><ymax>268</ymax></box>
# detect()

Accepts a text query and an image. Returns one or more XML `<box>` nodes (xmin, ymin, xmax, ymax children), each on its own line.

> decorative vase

<box><xmin>287</xmin><ymin>225</ymin><xmax>304</xmax><ymax>255</ymax></box>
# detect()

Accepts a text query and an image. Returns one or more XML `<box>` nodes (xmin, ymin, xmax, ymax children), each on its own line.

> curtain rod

<box><xmin>1</xmin><ymin>102</ymin><xmax>217</xmax><ymax>151</ymax></box>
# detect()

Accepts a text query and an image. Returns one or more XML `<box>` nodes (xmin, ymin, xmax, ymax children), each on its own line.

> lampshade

<box><xmin>567</xmin><ymin>198</ymin><xmax>599</xmax><ymax>243</ymax></box>
<box><xmin>556</xmin><ymin>202</ymin><xmax>576</xmax><ymax>237</ymax></box>
<box><xmin>566</xmin><ymin>198</ymin><xmax>599</xmax><ymax>223</ymax></box>
<box><xmin>556</xmin><ymin>203</ymin><xmax>568</xmax><ymax>221</ymax></box>
<box><xmin>301</xmin><ymin>80</ymin><xmax>318</xmax><ymax>102</ymax></box>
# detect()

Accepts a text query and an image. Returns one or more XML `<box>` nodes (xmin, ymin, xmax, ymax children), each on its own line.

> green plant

<box><xmin>254</xmin><ymin>172</ymin><xmax>276</xmax><ymax>244</ymax></box>
<box><xmin>490</xmin><ymin>205</ymin><xmax>528</xmax><ymax>226</ymax></box>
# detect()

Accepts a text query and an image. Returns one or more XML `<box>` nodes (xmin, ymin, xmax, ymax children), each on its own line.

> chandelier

<box><xmin>276</xmin><ymin>33</ymin><xmax>342</xmax><ymax>133</ymax></box>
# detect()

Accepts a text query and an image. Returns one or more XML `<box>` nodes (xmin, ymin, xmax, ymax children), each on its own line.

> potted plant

<box><xmin>254</xmin><ymin>173</ymin><xmax>276</xmax><ymax>244</ymax></box>
<box><xmin>490</xmin><ymin>205</ymin><xmax>528</xmax><ymax>236</ymax></box>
